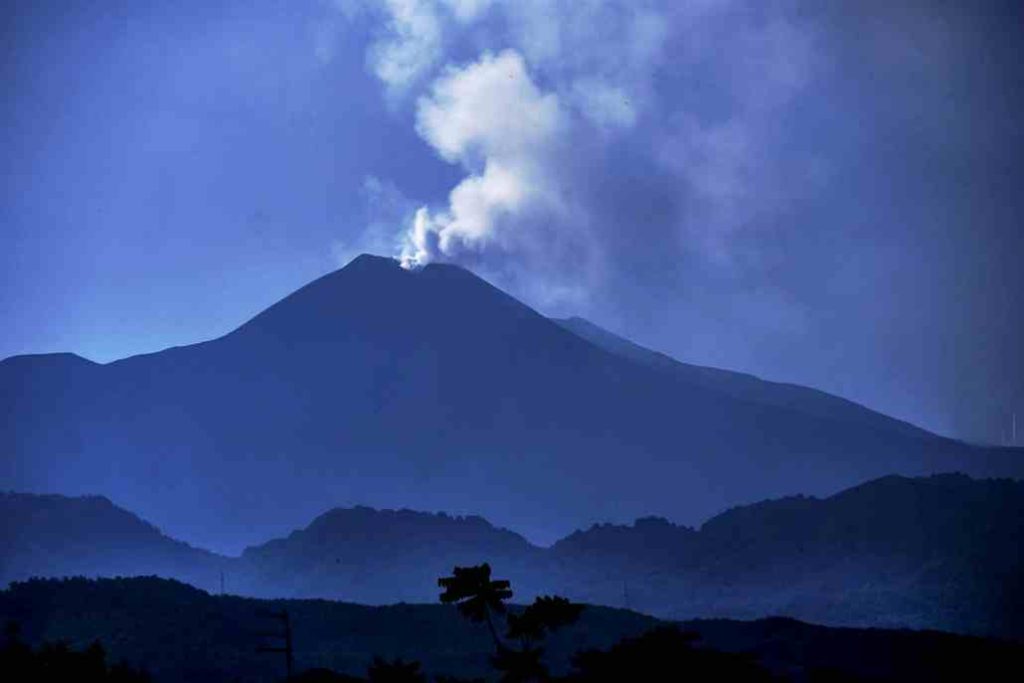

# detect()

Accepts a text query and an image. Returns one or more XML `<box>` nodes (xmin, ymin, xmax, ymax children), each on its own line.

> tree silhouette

<box><xmin>288</xmin><ymin>667</ymin><xmax>364</xmax><ymax>682</ymax></box>
<box><xmin>567</xmin><ymin>625</ymin><xmax>772</xmax><ymax>681</ymax></box>
<box><xmin>506</xmin><ymin>596</ymin><xmax>585</xmax><ymax>646</ymax></box>
<box><xmin>2</xmin><ymin>621</ymin><xmax>32</xmax><ymax>680</ymax></box>
<box><xmin>438</xmin><ymin>563</ymin><xmax>513</xmax><ymax>651</ymax></box>
<box><xmin>0</xmin><ymin>624</ymin><xmax>151</xmax><ymax>682</ymax></box>
<box><xmin>490</xmin><ymin>644</ymin><xmax>547</xmax><ymax>683</ymax></box>
<box><xmin>366</xmin><ymin>655</ymin><xmax>426</xmax><ymax>682</ymax></box>
<box><xmin>438</xmin><ymin>565</ymin><xmax>584</xmax><ymax>683</ymax></box>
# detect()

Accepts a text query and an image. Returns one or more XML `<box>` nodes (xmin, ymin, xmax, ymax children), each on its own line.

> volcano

<box><xmin>2</xmin><ymin>254</ymin><xmax>1020</xmax><ymax>553</ymax></box>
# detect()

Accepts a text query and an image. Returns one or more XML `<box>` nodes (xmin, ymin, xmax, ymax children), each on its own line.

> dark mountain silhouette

<box><xmin>4</xmin><ymin>474</ymin><xmax>1021</xmax><ymax>639</ymax></box>
<box><xmin>3</xmin><ymin>576</ymin><xmax>1022</xmax><ymax>682</ymax></box>
<box><xmin>3</xmin><ymin>254</ymin><xmax>1020</xmax><ymax>554</ymax></box>
<box><xmin>0</xmin><ymin>492</ymin><xmax>224</xmax><ymax>593</ymax></box>
<box><xmin>3</xmin><ymin>255</ymin><xmax>1022</xmax><ymax>556</ymax></box>
<box><xmin>549</xmin><ymin>473</ymin><xmax>1024</xmax><ymax>639</ymax></box>
<box><xmin>234</xmin><ymin>507</ymin><xmax>543</xmax><ymax>603</ymax></box>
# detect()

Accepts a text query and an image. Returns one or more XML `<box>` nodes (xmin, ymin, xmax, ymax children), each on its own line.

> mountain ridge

<box><xmin>2</xmin><ymin>254</ymin><xmax>1021</xmax><ymax>554</ymax></box>
<box><xmin>553</xmin><ymin>315</ymin><xmax>932</xmax><ymax>440</ymax></box>
<box><xmin>4</xmin><ymin>473</ymin><xmax>1022</xmax><ymax>639</ymax></box>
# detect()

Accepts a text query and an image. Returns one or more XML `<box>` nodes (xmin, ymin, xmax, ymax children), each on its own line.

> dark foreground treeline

<box><xmin>2</xmin><ymin>625</ymin><xmax>769</xmax><ymax>683</ymax></box>
<box><xmin>2</xmin><ymin>576</ymin><xmax>1022</xmax><ymax>682</ymax></box>
<box><xmin>2</xmin><ymin>624</ymin><xmax>150</xmax><ymax>682</ymax></box>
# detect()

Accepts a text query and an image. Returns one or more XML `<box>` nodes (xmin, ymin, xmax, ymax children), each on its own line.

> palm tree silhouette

<box><xmin>438</xmin><ymin>565</ymin><xmax>586</xmax><ymax>683</ymax></box>
<box><xmin>506</xmin><ymin>596</ymin><xmax>585</xmax><ymax>647</ymax></box>
<box><xmin>438</xmin><ymin>563</ymin><xmax>513</xmax><ymax>652</ymax></box>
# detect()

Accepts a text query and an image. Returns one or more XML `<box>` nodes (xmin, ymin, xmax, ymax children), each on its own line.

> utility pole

<box><xmin>256</xmin><ymin>609</ymin><xmax>294</xmax><ymax>680</ymax></box>
<box><xmin>220</xmin><ymin>570</ymin><xmax>225</xmax><ymax>596</ymax></box>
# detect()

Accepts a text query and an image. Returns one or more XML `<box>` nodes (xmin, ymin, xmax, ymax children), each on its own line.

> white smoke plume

<box><xmin>400</xmin><ymin>50</ymin><xmax>567</xmax><ymax>267</ymax></box>
<box><xmin>340</xmin><ymin>0</ymin><xmax>822</xmax><ymax>314</ymax></box>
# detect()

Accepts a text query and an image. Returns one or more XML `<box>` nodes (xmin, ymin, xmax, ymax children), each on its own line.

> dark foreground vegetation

<box><xmin>2</xmin><ymin>622</ymin><xmax>150</xmax><ymax>682</ymax></box>
<box><xmin>3</xmin><ymin>572</ymin><xmax>1022</xmax><ymax>682</ymax></box>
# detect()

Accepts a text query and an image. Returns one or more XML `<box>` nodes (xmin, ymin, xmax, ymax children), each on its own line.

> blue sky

<box><xmin>2</xmin><ymin>0</ymin><xmax>1022</xmax><ymax>442</ymax></box>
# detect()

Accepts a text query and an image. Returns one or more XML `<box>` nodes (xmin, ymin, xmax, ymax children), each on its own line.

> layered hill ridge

<box><xmin>552</xmin><ymin>473</ymin><xmax>1024</xmax><ymax>638</ymax></box>
<box><xmin>2</xmin><ymin>254</ymin><xmax>1021</xmax><ymax>555</ymax></box>
<box><xmin>234</xmin><ymin>505</ymin><xmax>542</xmax><ymax>603</ymax></box>
<box><xmin>0</xmin><ymin>492</ymin><xmax>224</xmax><ymax>592</ymax></box>
<box><xmin>3</xmin><ymin>474</ymin><xmax>1022</xmax><ymax>639</ymax></box>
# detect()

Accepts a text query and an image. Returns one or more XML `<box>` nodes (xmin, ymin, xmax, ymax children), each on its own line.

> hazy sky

<box><xmin>2</xmin><ymin>0</ymin><xmax>1022</xmax><ymax>443</ymax></box>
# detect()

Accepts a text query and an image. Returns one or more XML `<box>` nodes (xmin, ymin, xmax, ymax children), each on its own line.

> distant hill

<box><xmin>548</xmin><ymin>473</ymin><xmax>1024</xmax><ymax>639</ymax></box>
<box><xmin>234</xmin><ymin>506</ymin><xmax>543</xmax><ymax>603</ymax></box>
<box><xmin>3</xmin><ymin>254</ymin><xmax>1021</xmax><ymax>554</ymax></box>
<box><xmin>0</xmin><ymin>492</ymin><xmax>225</xmax><ymax>593</ymax></box>
<box><xmin>4</xmin><ymin>474</ymin><xmax>1022</xmax><ymax>639</ymax></box>
<box><xmin>2</xmin><ymin>576</ymin><xmax>1021</xmax><ymax>683</ymax></box>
